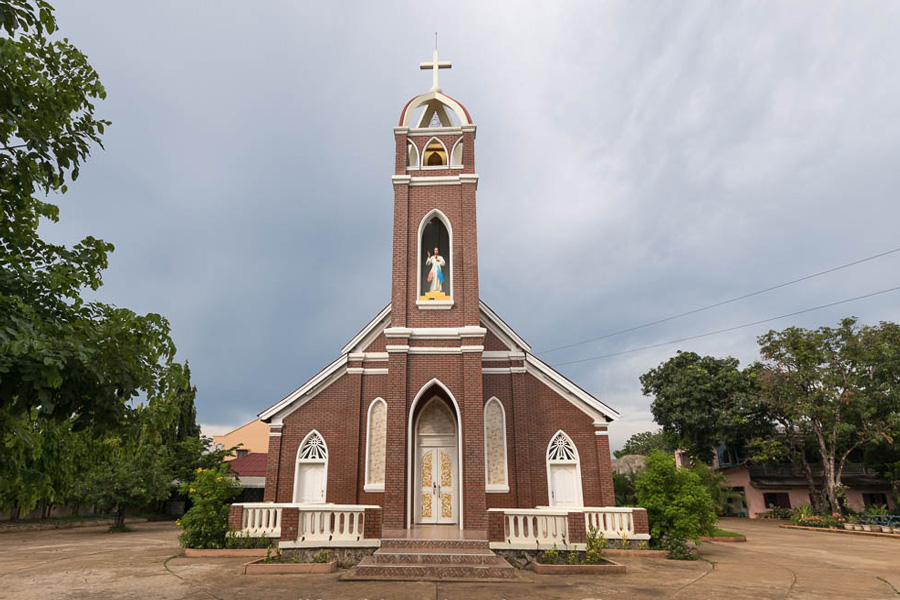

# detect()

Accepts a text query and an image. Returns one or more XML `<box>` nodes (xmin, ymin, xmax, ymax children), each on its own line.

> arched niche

<box><xmin>364</xmin><ymin>398</ymin><xmax>387</xmax><ymax>491</ymax></box>
<box><xmin>483</xmin><ymin>397</ymin><xmax>509</xmax><ymax>492</ymax></box>
<box><xmin>418</xmin><ymin>210</ymin><xmax>451</xmax><ymax>302</ymax></box>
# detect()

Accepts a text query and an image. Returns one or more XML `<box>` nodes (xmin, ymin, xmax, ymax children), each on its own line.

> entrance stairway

<box><xmin>344</xmin><ymin>537</ymin><xmax>517</xmax><ymax>581</ymax></box>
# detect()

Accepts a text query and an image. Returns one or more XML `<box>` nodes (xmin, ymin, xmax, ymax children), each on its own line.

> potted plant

<box><xmin>842</xmin><ymin>515</ymin><xmax>856</xmax><ymax>531</ymax></box>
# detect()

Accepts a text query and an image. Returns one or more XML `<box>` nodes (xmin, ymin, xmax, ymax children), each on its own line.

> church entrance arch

<box><xmin>408</xmin><ymin>380</ymin><xmax>462</xmax><ymax>528</ymax></box>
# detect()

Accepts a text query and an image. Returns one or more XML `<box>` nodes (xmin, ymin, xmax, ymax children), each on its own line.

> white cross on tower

<box><xmin>420</xmin><ymin>34</ymin><xmax>451</xmax><ymax>93</ymax></box>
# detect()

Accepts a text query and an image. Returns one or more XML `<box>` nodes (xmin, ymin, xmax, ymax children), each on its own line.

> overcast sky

<box><xmin>47</xmin><ymin>1</ymin><xmax>900</xmax><ymax>451</ymax></box>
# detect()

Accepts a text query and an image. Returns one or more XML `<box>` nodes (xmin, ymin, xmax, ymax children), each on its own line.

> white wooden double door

<box><xmin>416</xmin><ymin>444</ymin><xmax>457</xmax><ymax>524</ymax></box>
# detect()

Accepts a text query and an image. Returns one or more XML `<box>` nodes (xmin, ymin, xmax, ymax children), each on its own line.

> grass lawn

<box><xmin>711</xmin><ymin>527</ymin><xmax>744</xmax><ymax>537</ymax></box>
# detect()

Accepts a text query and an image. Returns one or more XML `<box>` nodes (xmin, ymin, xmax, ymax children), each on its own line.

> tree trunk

<box><xmin>115</xmin><ymin>508</ymin><xmax>126</xmax><ymax>529</ymax></box>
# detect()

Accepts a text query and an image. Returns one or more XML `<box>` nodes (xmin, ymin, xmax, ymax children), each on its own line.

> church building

<box><xmin>253</xmin><ymin>49</ymin><xmax>623</xmax><ymax>537</ymax></box>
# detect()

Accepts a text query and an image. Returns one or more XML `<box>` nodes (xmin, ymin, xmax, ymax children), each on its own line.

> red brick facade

<box><xmin>259</xmin><ymin>90</ymin><xmax>619</xmax><ymax>533</ymax></box>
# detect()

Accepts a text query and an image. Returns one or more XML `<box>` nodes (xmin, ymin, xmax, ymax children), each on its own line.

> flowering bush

<box><xmin>659</xmin><ymin>533</ymin><xmax>696</xmax><ymax>560</ymax></box>
<box><xmin>177</xmin><ymin>465</ymin><xmax>241</xmax><ymax>549</ymax></box>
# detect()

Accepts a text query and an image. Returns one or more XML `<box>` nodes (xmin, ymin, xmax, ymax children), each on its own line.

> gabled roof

<box><xmin>228</xmin><ymin>453</ymin><xmax>268</xmax><ymax>478</ymax></box>
<box><xmin>259</xmin><ymin>301</ymin><xmax>618</xmax><ymax>424</ymax></box>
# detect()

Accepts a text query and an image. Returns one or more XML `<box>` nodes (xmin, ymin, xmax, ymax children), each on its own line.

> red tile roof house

<box><xmin>226</xmin><ymin>50</ymin><xmax>648</xmax><ymax>578</ymax></box>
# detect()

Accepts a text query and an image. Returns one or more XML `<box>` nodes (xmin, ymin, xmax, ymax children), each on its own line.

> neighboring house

<box><xmin>213</xmin><ymin>419</ymin><xmax>270</xmax><ymax>460</ymax></box>
<box><xmin>713</xmin><ymin>445</ymin><xmax>895</xmax><ymax>517</ymax></box>
<box><xmin>611</xmin><ymin>454</ymin><xmax>646</xmax><ymax>475</ymax></box>
<box><xmin>228</xmin><ymin>453</ymin><xmax>267</xmax><ymax>503</ymax></box>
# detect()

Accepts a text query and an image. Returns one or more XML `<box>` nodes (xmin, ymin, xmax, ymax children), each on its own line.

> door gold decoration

<box><xmin>422</xmin><ymin>493</ymin><xmax>433</xmax><ymax>519</ymax></box>
<box><xmin>421</xmin><ymin>452</ymin><xmax>433</xmax><ymax>487</ymax></box>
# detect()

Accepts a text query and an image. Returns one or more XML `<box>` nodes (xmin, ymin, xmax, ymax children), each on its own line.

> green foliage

<box><xmin>690</xmin><ymin>461</ymin><xmax>740</xmax><ymax>516</ymax></box>
<box><xmin>614</xmin><ymin>430</ymin><xmax>672</xmax><ymax>458</ymax></box>
<box><xmin>755</xmin><ymin>318</ymin><xmax>900</xmax><ymax>513</ymax></box>
<box><xmin>613</xmin><ymin>471</ymin><xmax>638</xmax><ymax>506</ymax></box>
<box><xmin>177</xmin><ymin>464</ymin><xmax>241</xmax><ymax>549</ymax></box>
<box><xmin>542</xmin><ymin>544</ymin><xmax>559</xmax><ymax>564</ymax></box>
<box><xmin>224</xmin><ymin>530</ymin><xmax>269</xmax><ymax>549</ymax></box>
<box><xmin>75</xmin><ymin>421</ymin><xmax>172</xmax><ymax>530</ymax></box>
<box><xmin>641</xmin><ymin>352</ymin><xmax>770</xmax><ymax>462</ymax></box>
<box><xmin>658</xmin><ymin>533</ymin><xmax>696</xmax><ymax>560</ymax></box>
<box><xmin>635</xmin><ymin>451</ymin><xmax>717</xmax><ymax>544</ymax></box>
<box><xmin>567</xmin><ymin>549</ymin><xmax>579</xmax><ymax>564</ymax></box>
<box><xmin>312</xmin><ymin>550</ymin><xmax>330</xmax><ymax>564</ymax></box>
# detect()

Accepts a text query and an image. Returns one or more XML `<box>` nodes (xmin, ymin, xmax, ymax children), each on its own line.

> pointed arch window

<box><xmin>483</xmin><ymin>398</ymin><xmax>508</xmax><ymax>492</ymax></box>
<box><xmin>365</xmin><ymin>398</ymin><xmax>387</xmax><ymax>492</ymax></box>
<box><xmin>407</xmin><ymin>141</ymin><xmax>419</xmax><ymax>168</ymax></box>
<box><xmin>450</xmin><ymin>138</ymin><xmax>463</xmax><ymax>167</ymax></box>
<box><xmin>294</xmin><ymin>430</ymin><xmax>328</xmax><ymax>503</ymax></box>
<box><xmin>423</xmin><ymin>137</ymin><xmax>447</xmax><ymax>167</ymax></box>
<box><xmin>546</xmin><ymin>431</ymin><xmax>583</xmax><ymax>507</ymax></box>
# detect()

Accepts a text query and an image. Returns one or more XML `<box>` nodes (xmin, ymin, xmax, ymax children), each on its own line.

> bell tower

<box><xmin>389</xmin><ymin>46</ymin><xmax>480</xmax><ymax>329</ymax></box>
<box><xmin>382</xmin><ymin>46</ymin><xmax>488</xmax><ymax>531</ymax></box>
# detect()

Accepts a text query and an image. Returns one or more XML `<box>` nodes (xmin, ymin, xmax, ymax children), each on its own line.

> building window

<box><xmin>365</xmin><ymin>398</ymin><xmax>387</xmax><ymax>492</ymax></box>
<box><xmin>483</xmin><ymin>398</ymin><xmax>508</xmax><ymax>492</ymax></box>
<box><xmin>294</xmin><ymin>430</ymin><xmax>328</xmax><ymax>503</ymax></box>
<box><xmin>236</xmin><ymin>449</ymin><xmax>249</xmax><ymax>458</ymax></box>
<box><xmin>546</xmin><ymin>430</ymin><xmax>583</xmax><ymax>507</ymax></box>
<box><xmin>862</xmin><ymin>493</ymin><xmax>888</xmax><ymax>508</ymax></box>
<box><xmin>762</xmin><ymin>492</ymin><xmax>791</xmax><ymax>510</ymax></box>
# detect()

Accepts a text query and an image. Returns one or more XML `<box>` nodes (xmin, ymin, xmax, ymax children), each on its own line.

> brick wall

<box><xmin>632</xmin><ymin>508</ymin><xmax>650</xmax><ymax>536</ymax></box>
<box><xmin>280</xmin><ymin>506</ymin><xmax>299</xmax><ymax>542</ymax></box>
<box><xmin>227</xmin><ymin>504</ymin><xmax>243</xmax><ymax>532</ymax></box>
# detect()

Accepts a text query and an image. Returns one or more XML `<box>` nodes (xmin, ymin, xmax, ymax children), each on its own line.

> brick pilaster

<box><xmin>384</xmin><ymin>347</ymin><xmax>409</xmax><ymax>529</ymax></box>
<box><xmin>632</xmin><ymin>508</ymin><xmax>650</xmax><ymax>536</ymax></box>
<box><xmin>280</xmin><ymin>507</ymin><xmax>299</xmax><ymax>543</ymax></box>
<box><xmin>227</xmin><ymin>504</ymin><xmax>243</xmax><ymax>532</ymax></box>
<box><xmin>462</xmin><ymin>349</ymin><xmax>487</xmax><ymax>530</ymax></box>
<box><xmin>511</xmin><ymin>371</ymin><xmax>535</xmax><ymax>508</ymax></box>
<box><xmin>567</xmin><ymin>511</ymin><xmax>587</xmax><ymax>545</ymax></box>
<box><xmin>594</xmin><ymin>425</ymin><xmax>615</xmax><ymax>507</ymax></box>
<box><xmin>264</xmin><ymin>426</ymin><xmax>283</xmax><ymax>502</ymax></box>
<box><xmin>487</xmin><ymin>510</ymin><xmax>506</xmax><ymax>543</ymax></box>
<box><xmin>363</xmin><ymin>507</ymin><xmax>383</xmax><ymax>540</ymax></box>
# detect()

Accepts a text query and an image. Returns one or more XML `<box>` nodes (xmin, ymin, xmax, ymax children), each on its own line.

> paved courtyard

<box><xmin>0</xmin><ymin>518</ymin><xmax>897</xmax><ymax>599</ymax></box>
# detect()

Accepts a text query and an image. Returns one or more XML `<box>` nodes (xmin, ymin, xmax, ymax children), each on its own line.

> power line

<box><xmin>551</xmin><ymin>284</ymin><xmax>900</xmax><ymax>367</ymax></box>
<box><xmin>537</xmin><ymin>245</ymin><xmax>900</xmax><ymax>355</ymax></box>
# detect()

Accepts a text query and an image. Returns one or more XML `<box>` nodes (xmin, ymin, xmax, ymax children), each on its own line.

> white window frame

<box><xmin>293</xmin><ymin>429</ymin><xmax>328</xmax><ymax>504</ymax></box>
<box><xmin>545</xmin><ymin>430</ymin><xmax>584</xmax><ymax>507</ymax></box>
<box><xmin>364</xmin><ymin>398</ymin><xmax>387</xmax><ymax>492</ymax></box>
<box><xmin>483</xmin><ymin>397</ymin><xmax>509</xmax><ymax>493</ymax></box>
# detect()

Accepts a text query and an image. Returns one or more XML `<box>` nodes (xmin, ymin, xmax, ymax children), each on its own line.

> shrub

<box><xmin>543</xmin><ymin>544</ymin><xmax>559</xmax><ymax>564</ymax></box>
<box><xmin>659</xmin><ymin>533</ymin><xmax>696</xmax><ymax>560</ymax></box>
<box><xmin>635</xmin><ymin>451</ymin><xmax>716</xmax><ymax>546</ymax></box>
<box><xmin>312</xmin><ymin>550</ymin><xmax>330</xmax><ymax>564</ymax></box>
<box><xmin>177</xmin><ymin>465</ymin><xmax>241</xmax><ymax>549</ymax></box>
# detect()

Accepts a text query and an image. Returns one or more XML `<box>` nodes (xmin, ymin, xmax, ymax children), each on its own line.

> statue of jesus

<box><xmin>425</xmin><ymin>247</ymin><xmax>445</xmax><ymax>293</ymax></box>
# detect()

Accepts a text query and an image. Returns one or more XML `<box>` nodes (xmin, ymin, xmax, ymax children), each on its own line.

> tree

<box><xmin>614</xmin><ymin>429</ymin><xmax>672</xmax><ymax>458</ymax></box>
<box><xmin>1</xmin><ymin>0</ymin><xmax>175</xmax><ymax>434</ymax></box>
<box><xmin>76</xmin><ymin>407</ymin><xmax>173</xmax><ymax>530</ymax></box>
<box><xmin>635</xmin><ymin>451</ymin><xmax>716</xmax><ymax>544</ymax></box>
<box><xmin>177</xmin><ymin>464</ymin><xmax>242</xmax><ymax>549</ymax></box>
<box><xmin>755</xmin><ymin>318</ymin><xmax>900</xmax><ymax>514</ymax></box>
<box><xmin>641</xmin><ymin>352</ymin><xmax>770</xmax><ymax>462</ymax></box>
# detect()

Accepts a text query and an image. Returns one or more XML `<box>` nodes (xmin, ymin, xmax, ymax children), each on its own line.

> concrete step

<box><xmin>378</xmin><ymin>538</ymin><xmax>491</xmax><ymax>551</ymax></box>
<box><xmin>372</xmin><ymin>547</ymin><xmax>499</xmax><ymax>565</ymax></box>
<box><xmin>351</xmin><ymin>556</ymin><xmax>517</xmax><ymax>580</ymax></box>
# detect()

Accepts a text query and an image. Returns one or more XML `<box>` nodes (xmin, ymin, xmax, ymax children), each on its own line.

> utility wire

<box><xmin>537</xmin><ymin>245</ymin><xmax>900</xmax><ymax>355</ymax></box>
<box><xmin>552</xmin><ymin>284</ymin><xmax>900</xmax><ymax>367</ymax></box>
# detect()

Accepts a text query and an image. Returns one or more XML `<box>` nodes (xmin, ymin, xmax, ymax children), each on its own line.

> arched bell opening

<box><xmin>407</xmin><ymin>380</ymin><xmax>463</xmax><ymax>529</ymax></box>
<box><xmin>423</xmin><ymin>137</ymin><xmax>448</xmax><ymax>167</ymax></box>
<box><xmin>418</xmin><ymin>211</ymin><xmax>451</xmax><ymax>302</ymax></box>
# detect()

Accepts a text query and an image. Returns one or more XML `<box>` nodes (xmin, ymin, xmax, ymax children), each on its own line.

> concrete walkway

<box><xmin>0</xmin><ymin>518</ymin><xmax>897</xmax><ymax>599</ymax></box>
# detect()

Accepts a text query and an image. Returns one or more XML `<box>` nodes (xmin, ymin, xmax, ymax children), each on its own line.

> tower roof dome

<box><xmin>399</xmin><ymin>43</ymin><xmax>472</xmax><ymax>128</ymax></box>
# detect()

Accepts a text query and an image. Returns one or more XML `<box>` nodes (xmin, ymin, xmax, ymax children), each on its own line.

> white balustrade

<box><xmin>239</xmin><ymin>503</ymin><xmax>291</xmax><ymax>538</ymax></box>
<box><xmin>489</xmin><ymin>507</ymin><xmax>649</xmax><ymax>550</ymax></box>
<box><xmin>493</xmin><ymin>508</ymin><xmax>570</xmax><ymax>549</ymax></box>
<box><xmin>297</xmin><ymin>505</ymin><xmax>368</xmax><ymax>544</ymax></box>
<box><xmin>584</xmin><ymin>507</ymin><xmax>637</xmax><ymax>539</ymax></box>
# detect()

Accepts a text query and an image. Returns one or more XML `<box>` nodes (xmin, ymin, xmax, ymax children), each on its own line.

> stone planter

<box><xmin>184</xmin><ymin>548</ymin><xmax>267</xmax><ymax>558</ymax></box>
<box><xmin>603</xmin><ymin>549</ymin><xmax>668</xmax><ymax>557</ymax></box>
<box><xmin>242</xmin><ymin>559</ymin><xmax>338</xmax><ymax>575</ymax></box>
<box><xmin>861</xmin><ymin>525</ymin><xmax>872</xmax><ymax>532</ymax></box>
<box><xmin>853</xmin><ymin>524</ymin><xmax>863</xmax><ymax>531</ymax></box>
<box><xmin>881</xmin><ymin>526</ymin><xmax>893</xmax><ymax>533</ymax></box>
<box><xmin>842</xmin><ymin>524</ymin><xmax>854</xmax><ymax>530</ymax></box>
<box><xmin>531</xmin><ymin>559</ymin><xmax>626</xmax><ymax>575</ymax></box>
